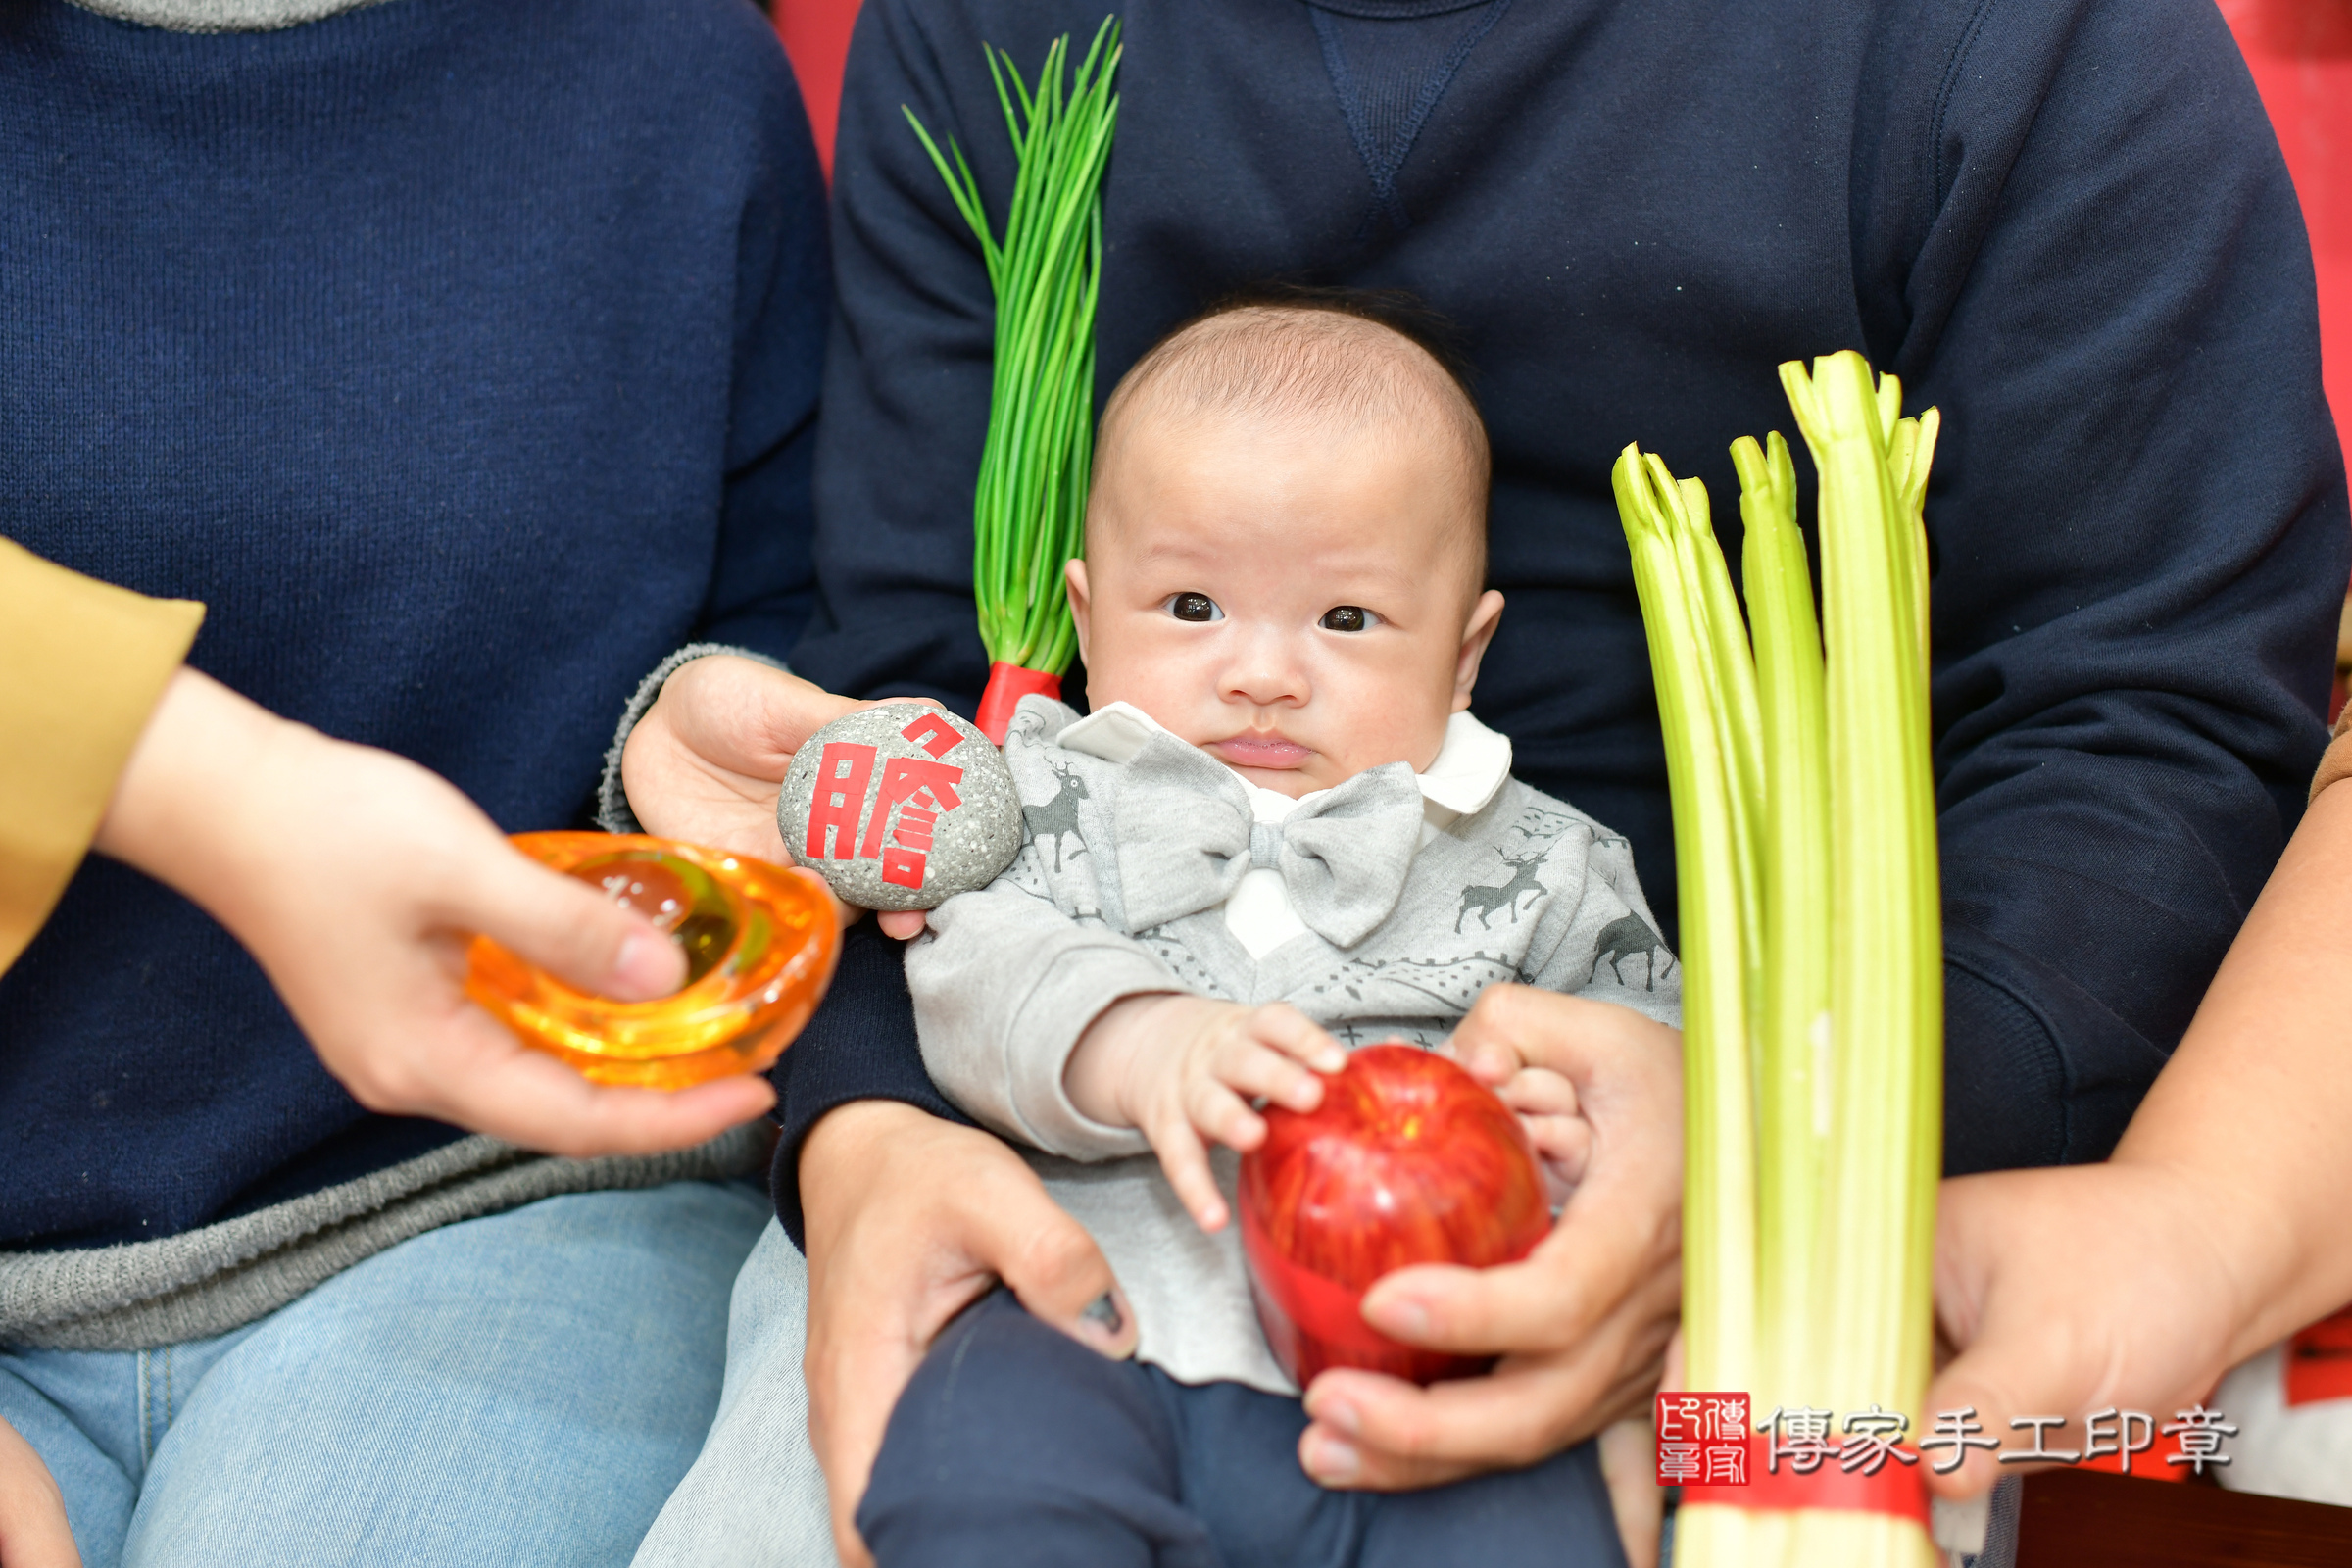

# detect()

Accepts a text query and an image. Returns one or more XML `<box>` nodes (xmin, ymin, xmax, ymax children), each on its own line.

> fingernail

<box><xmin>1076</xmin><ymin>1289</ymin><xmax>1136</xmax><ymax>1357</ymax></box>
<box><xmin>1318</xmin><ymin>1398</ymin><xmax>1361</xmax><ymax>1438</ymax></box>
<box><xmin>613</xmin><ymin>934</ymin><xmax>674</xmax><ymax>995</ymax></box>
<box><xmin>1369</xmin><ymin>1296</ymin><xmax>1429</xmax><ymax>1339</ymax></box>
<box><xmin>1306</xmin><ymin>1434</ymin><xmax>1360</xmax><ymax>1485</ymax></box>
<box><xmin>1081</xmin><ymin>1290</ymin><xmax>1126</xmax><ymax>1338</ymax></box>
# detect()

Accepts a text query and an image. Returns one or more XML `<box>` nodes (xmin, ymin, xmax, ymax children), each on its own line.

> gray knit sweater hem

<box><xmin>67</xmin><ymin>0</ymin><xmax>396</xmax><ymax>34</ymax></box>
<box><xmin>0</xmin><ymin>1122</ymin><xmax>769</xmax><ymax>1350</ymax></box>
<box><xmin>597</xmin><ymin>643</ymin><xmax>786</xmax><ymax>835</ymax></box>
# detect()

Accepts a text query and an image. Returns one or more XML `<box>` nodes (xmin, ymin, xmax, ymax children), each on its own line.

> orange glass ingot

<box><xmin>466</xmin><ymin>833</ymin><xmax>841</xmax><ymax>1090</ymax></box>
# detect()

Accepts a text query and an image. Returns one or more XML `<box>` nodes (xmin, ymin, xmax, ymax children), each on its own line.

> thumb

<box><xmin>457</xmin><ymin>838</ymin><xmax>687</xmax><ymax>1001</ymax></box>
<box><xmin>1922</xmin><ymin>1326</ymin><xmax>2069</xmax><ymax>1500</ymax></box>
<box><xmin>976</xmin><ymin>1169</ymin><xmax>1139</xmax><ymax>1361</ymax></box>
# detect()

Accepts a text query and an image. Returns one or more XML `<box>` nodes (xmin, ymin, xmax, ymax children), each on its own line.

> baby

<box><xmin>861</xmin><ymin>294</ymin><xmax>1681</xmax><ymax>1567</ymax></box>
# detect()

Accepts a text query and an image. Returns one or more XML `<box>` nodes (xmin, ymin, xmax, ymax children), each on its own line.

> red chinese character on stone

<box><xmin>901</xmin><ymin>711</ymin><xmax>966</xmax><ymax>759</ymax></box>
<box><xmin>805</xmin><ymin>742</ymin><xmax>877</xmax><ymax>860</ymax></box>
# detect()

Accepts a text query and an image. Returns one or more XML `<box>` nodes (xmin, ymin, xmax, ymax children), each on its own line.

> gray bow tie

<box><xmin>1112</xmin><ymin>734</ymin><xmax>1425</xmax><ymax>949</ymax></box>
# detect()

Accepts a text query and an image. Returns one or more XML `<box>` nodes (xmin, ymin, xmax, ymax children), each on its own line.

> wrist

<box><xmin>93</xmin><ymin>668</ymin><xmax>307</xmax><ymax>911</ymax></box>
<box><xmin>800</xmin><ymin>1100</ymin><xmax>945</xmax><ymax>1226</ymax></box>
<box><xmin>2106</xmin><ymin>1148</ymin><xmax>2308</xmax><ymax>1362</ymax></box>
<box><xmin>1065</xmin><ymin>993</ymin><xmax>1189</xmax><ymax>1127</ymax></box>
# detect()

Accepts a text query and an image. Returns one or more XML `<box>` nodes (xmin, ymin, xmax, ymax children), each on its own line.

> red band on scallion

<box><xmin>975</xmin><ymin>663</ymin><xmax>1063</xmax><ymax>745</ymax></box>
<box><xmin>1679</xmin><ymin>1435</ymin><xmax>1932</xmax><ymax>1526</ymax></box>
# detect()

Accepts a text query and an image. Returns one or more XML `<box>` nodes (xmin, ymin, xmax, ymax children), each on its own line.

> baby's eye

<box><xmin>1319</xmin><ymin>606</ymin><xmax>1378</xmax><ymax>633</ymax></box>
<box><xmin>1166</xmin><ymin>592</ymin><xmax>1224</xmax><ymax>623</ymax></box>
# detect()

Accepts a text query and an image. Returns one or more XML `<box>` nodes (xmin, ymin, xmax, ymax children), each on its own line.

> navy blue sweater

<box><xmin>0</xmin><ymin>0</ymin><xmax>827</xmax><ymax>1250</ymax></box>
<box><xmin>769</xmin><ymin>0</ymin><xmax>2349</xmax><ymax>1240</ymax></box>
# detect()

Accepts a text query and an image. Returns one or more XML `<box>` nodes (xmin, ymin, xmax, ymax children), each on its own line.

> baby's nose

<box><xmin>1221</xmin><ymin>630</ymin><xmax>1311</xmax><ymax>706</ymax></box>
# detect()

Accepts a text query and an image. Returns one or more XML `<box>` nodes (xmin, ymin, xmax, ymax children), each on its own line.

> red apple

<box><xmin>1239</xmin><ymin>1043</ymin><xmax>1551</xmax><ymax>1387</ymax></box>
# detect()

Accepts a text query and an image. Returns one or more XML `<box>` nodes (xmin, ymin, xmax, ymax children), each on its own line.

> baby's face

<box><xmin>1069</xmin><ymin>411</ymin><xmax>1503</xmax><ymax>798</ymax></box>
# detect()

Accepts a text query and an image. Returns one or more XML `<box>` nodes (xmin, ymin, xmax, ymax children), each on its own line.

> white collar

<box><xmin>1056</xmin><ymin>702</ymin><xmax>1512</xmax><ymax>826</ymax></box>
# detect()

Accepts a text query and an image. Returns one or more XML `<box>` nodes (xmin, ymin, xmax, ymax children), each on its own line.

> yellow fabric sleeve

<box><xmin>0</xmin><ymin>538</ymin><xmax>205</xmax><ymax>974</ymax></box>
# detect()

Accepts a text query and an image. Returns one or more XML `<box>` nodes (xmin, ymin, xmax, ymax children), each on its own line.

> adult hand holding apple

<box><xmin>1240</xmin><ymin>1045</ymin><xmax>1553</xmax><ymax>1386</ymax></box>
<box><xmin>1295</xmin><ymin>986</ymin><xmax>1683</xmax><ymax>1491</ymax></box>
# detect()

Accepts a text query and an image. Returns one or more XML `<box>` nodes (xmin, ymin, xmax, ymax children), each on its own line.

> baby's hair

<box><xmin>1093</xmin><ymin>284</ymin><xmax>1492</xmax><ymax>580</ymax></box>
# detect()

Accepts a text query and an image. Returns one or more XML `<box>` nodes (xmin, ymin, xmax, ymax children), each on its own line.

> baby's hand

<box><xmin>1066</xmin><ymin>997</ymin><xmax>1347</xmax><ymax>1232</ymax></box>
<box><xmin>1449</xmin><ymin>1038</ymin><xmax>1592</xmax><ymax>1206</ymax></box>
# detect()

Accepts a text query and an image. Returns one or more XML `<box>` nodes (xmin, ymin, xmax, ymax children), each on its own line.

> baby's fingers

<box><xmin>1523</xmin><ymin>1111</ymin><xmax>1593</xmax><ymax>1197</ymax></box>
<box><xmin>1246</xmin><ymin>1004</ymin><xmax>1348</xmax><ymax>1074</ymax></box>
<box><xmin>1497</xmin><ymin>1065</ymin><xmax>1580</xmax><ymax>1120</ymax></box>
<box><xmin>1147</xmin><ymin>1112</ymin><xmax>1230</xmax><ymax>1232</ymax></box>
<box><xmin>1184</xmin><ymin>1072</ymin><xmax>1269</xmax><ymax>1159</ymax></box>
<box><xmin>1214</xmin><ymin>1036</ymin><xmax>1326</xmax><ymax>1117</ymax></box>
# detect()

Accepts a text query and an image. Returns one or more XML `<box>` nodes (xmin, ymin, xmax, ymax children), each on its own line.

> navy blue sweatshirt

<box><xmin>0</xmin><ymin>0</ymin><xmax>827</xmax><ymax>1251</ymax></box>
<box><xmin>770</xmin><ymin>0</ymin><xmax>2349</xmax><ymax>1239</ymax></box>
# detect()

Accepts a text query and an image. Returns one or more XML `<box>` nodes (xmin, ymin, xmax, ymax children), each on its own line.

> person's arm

<box><xmin>1924</xmin><ymin>756</ymin><xmax>2352</xmax><ymax>1499</ymax></box>
<box><xmin>1517</xmin><ymin>820</ymin><xmax>1682</xmax><ymax>1025</ymax></box>
<box><xmin>908</xmin><ymin>876</ymin><xmax>1177</xmax><ymax>1161</ymax></box>
<box><xmin>0</xmin><ymin>536</ymin><xmax>203</xmax><ymax>974</ymax></box>
<box><xmin>0</xmin><ymin>1413</ymin><xmax>75</xmax><ymax>1568</ymax></box>
<box><xmin>798</xmin><ymin>1102</ymin><xmax>1137</xmax><ymax>1568</ymax></box>
<box><xmin>96</xmin><ymin>665</ymin><xmax>775</xmax><ymax>1155</ymax></box>
<box><xmin>1</xmin><ymin>544</ymin><xmax>737</xmax><ymax>1153</ymax></box>
<box><xmin>1874</xmin><ymin>0</ymin><xmax>2350</xmax><ymax>1171</ymax></box>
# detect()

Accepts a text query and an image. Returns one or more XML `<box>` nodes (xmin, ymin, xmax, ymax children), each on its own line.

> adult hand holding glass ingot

<box><xmin>465</xmin><ymin>834</ymin><xmax>843</xmax><ymax>1089</ymax></box>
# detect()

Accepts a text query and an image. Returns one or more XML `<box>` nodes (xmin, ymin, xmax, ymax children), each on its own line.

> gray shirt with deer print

<box><xmin>906</xmin><ymin>695</ymin><xmax>1682</xmax><ymax>1394</ymax></box>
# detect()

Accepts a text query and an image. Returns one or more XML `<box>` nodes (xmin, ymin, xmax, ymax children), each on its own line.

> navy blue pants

<box><xmin>858</xmin><ymin>1292</ymin><xmax>1629</xmax><ymax>1568</ymax></box>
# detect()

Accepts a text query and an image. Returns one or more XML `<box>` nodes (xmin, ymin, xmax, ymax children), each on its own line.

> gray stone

<box><xmin>778</xmin><ymin>703</ymin><xmax>1022</xmax><ymax>911</ymax></box>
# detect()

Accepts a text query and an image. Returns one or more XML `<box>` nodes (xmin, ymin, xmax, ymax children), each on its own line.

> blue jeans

<box><xmin>0</xmin><ymin>1181</ymin><xmax>769</xmax><ymax>1568</ymax></box>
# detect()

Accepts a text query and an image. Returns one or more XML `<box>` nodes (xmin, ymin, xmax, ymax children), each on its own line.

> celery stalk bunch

<box><xmin>906</xmin><ymin>20</ymin><xmax>1120</xmax><ymax>738</ymax></box>
<box><xmin>1615</xmin><ymin>352</ymin><xmax>1941</xmax><ymax>1567</ymax></box>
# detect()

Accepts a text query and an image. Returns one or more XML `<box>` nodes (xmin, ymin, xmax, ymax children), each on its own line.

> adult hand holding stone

<box><xmin>620</xmin><ymin>654</ymin><xmax>934</xmax><ymax>937</ymax></box>
<box><xmin>780</xmin><ymin>703</ymin><xmax>1021</xmax><ymax>912</ymax></box>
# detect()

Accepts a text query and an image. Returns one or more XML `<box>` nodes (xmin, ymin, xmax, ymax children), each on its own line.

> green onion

<box><xmin>1617</xmin><ymin>352</ymin><xmax>1941</xmax><ymax>1566</ymax></box>
<box><xmin>906</xmin><ymin>19</ymin><xmax>1119</xmax><ymax>735</ymax></box>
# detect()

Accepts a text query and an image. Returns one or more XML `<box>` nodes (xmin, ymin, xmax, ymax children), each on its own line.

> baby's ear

<box><xmin>1065</xmin><ymin>559</ymin><xmax>1093</xmax><ymax>662</ymax></box>
<box><xmin>1453</xmin><ymin>589</ymin><xmax>1506</xmax><ymax>710</ymax></box>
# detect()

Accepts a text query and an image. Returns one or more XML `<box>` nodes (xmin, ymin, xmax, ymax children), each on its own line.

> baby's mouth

<box><xmin>1211</xmin><ymin>733</ymin><xmax>1313</xmax><ymax>769</ymax></box>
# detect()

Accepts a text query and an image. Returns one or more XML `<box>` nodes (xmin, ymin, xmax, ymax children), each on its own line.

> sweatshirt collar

<box><xmin>1056</xmin><ymin>702</ymin><xmax>1512</xmax><ymax>825</ymax></box>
